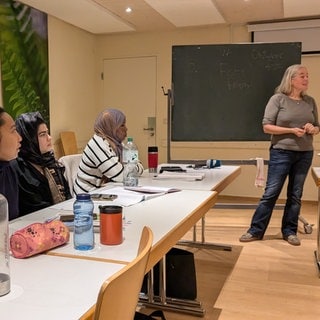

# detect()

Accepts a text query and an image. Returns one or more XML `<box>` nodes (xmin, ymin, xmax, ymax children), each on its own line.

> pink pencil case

<box><xmin>10</xmin><ymin>220</ymin><xmax>70</xmax><ymax>259</ymax></box>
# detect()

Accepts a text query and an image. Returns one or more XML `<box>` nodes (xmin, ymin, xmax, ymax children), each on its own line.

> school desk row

<box><xmin>1</xmin><ymin>165</ymin><xmax>241</xmax><ymax>319</ymax></box>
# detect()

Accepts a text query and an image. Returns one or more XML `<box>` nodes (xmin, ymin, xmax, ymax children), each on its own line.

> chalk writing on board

<box><xmin>171</xmin><ymin>42</ymin><xmax>301</xmax><ymax>141</ymax></box>
<box><xmin>219</xmin><ymin>63</ymin><xmax>250</xmax><ymax>91</ymax></box>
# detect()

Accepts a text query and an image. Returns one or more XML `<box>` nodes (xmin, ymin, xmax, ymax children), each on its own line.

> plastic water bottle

<box><xmin>122</xmin><ymin>137</ymin><xmax>139</xmax><ymax>186</ymax></box>
<box><xmin>73</xmin><ymin>193</ymin><xmax>94</xmax><ymax>250</ymax></box>
<box><xmin>123</xmin><ymin>161</ymin><xmax>139</xmax><ymax>186</ymax></box>
<box><xmin>122</xmin><ymin>137</ymin><xmax>139</xmax><ymax>164</ymax></box>
<box><xmin>0</xmin><ymin>194</ymin><xmax>10</xmax><ymax>296</ymax></box>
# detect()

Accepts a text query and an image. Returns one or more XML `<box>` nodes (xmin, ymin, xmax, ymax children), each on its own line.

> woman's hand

<box><xmin>303</xmin><ymin>123</ymin><xmax>320</xmax><ymax>135</ymax></box>
<box><xmin>291</xmin><ymin>127</ymin><xmax>306</xmax><ymax>137</ymax></box>
<box><xmin>263</xmin><ymin>124</ymin><xmax>305</xmax><ymax>136</ymax></box>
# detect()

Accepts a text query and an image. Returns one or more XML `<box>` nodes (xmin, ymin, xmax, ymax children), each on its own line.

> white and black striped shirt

<box><xmin>74</xmin><ymin>135</ymin><xmax>143</xmax><ymax>194</ymax></box>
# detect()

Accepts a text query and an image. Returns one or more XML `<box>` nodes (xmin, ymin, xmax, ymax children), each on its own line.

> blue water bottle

<box><xmin>73</xmin><ymin>193</ymin><xmax>94</xmax><ymax>250</ymax></box>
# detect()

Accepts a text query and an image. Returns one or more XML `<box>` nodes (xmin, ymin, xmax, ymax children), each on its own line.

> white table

<box><xmin>136</xmin><ymin>165</ymin><xmax>241</xmax><ymax>315</ymax></box>
<box><xmin>140</xmin><ymin>165</ymin><xmax>241</xmax><ymax>247</ymax></box>
<box><xmin>6</xmin><ymin>190</ymin><xmax>217</xmax><ymax>318</ymax></box>
<box><xmin>141</xmin><ymin>164</ymin><xmax>241</xmax><ymax>193</ymax></box>
<box><xmin>9</xmin><ymin>190</ymin><xmax>217</xmax><ymax>270</ymax></box>
<box><xmin>3</xmin><ymin>165</ymin><xmax>240</xmax><ymax>317</ymax></box>
<box><xmin>0</xmin><ymin>255</ymin><xmax>124</xmax><ymax>319</ymax></box>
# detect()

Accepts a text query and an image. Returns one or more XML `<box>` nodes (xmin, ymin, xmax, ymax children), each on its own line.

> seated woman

<box><xmin>0</xmin><ymin>107</ymin><xmax>22</xmax><ymax>220</ymax></box>
<box><xmin>11</xmin><ymin>112</ymin><xmax>71</xmax><ymax>216</ymax></box>
<box><xmin>74</xmin><ymin>108</ymin><xmax>144</xmax><ymax>194</ymax></box>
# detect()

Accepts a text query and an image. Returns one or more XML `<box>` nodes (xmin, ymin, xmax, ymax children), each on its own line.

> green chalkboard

<box><xmin>171</xmin><ymin>42</ymin><xmax>301</xmax><ymax>141</ymax></box>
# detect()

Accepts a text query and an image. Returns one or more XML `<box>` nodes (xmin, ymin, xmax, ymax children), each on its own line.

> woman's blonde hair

<box><xmin>275</xmin><ymin>64</ymin><xmax>307</xmax><ymax>96</ymax></box>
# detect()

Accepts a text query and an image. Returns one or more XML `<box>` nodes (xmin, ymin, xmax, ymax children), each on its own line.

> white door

<box><xmin>103</xmin><ymin>56</ymin><xmax>157</xmax><ymax>167</ymax></box>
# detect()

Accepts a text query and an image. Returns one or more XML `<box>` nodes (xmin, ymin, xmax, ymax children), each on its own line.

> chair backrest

<box><xmin>80</xmin><ymin>226</ymin><xmax>153</xmax><ymax>320</ymax></box>
<box><xmin>58</xmin><ymin>154</ymin><xmax>82</xmax><ymax>196</ymax></box>
<box><xmin>60</xmin><ymin>131</ymin><xmax>78</xmax><ymax>155</ymax></box>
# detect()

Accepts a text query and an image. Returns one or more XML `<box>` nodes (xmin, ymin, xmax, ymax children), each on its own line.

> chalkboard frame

<box><xmin>171</xmin><ymin>42</ymin><xmax>302</xmax><ymax>142</ymax></box>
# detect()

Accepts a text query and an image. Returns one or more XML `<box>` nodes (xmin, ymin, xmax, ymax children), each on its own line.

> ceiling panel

<box><xmin>145</xmin><ymin>0</ymin><xmax>225</xmax><ymax>27</ymax></box>
<box><xmin>93</xmin><ymin>0</ymin><xmax>176</xmax><ymax>32</ymax></box>
<box><xmin>215</xmin><ymin>0</ymin><xmax>284</xmax><ymax>24</ymax></box>
<box><xmin>284</xmin><ymin>0</ymin><xmax>320</xmax><ymax>18</ymax></box>
<box><xmin>19</xmin><ymin>0</ymin><xmax>134</xmax><ymax>33</ymax></box>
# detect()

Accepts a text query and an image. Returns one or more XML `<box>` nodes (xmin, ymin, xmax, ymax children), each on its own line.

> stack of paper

<box><xmin>93</xmin><ymin>187</ymin><xmax>150</xmax><ymax>207</ymax></box>
<box><xmin>153</xmin><ymin>171</ymin><xmax>205</xmax><ymax>181</ymax></box>
<box><xmin>124</xmin><ymin>186</ymin><xmax>180</xmax><ymax>194</ymax></box>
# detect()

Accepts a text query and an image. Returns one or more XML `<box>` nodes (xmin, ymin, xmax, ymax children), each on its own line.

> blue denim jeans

<box><xmin>247</xmin><ymin>147</ymin><xmax>313</xmax><ymax>238</ymax></box>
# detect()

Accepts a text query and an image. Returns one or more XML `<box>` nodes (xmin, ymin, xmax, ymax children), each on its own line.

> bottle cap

<box><xmin>127</xmin><ymin>137</ymin><xmax>133</xmax><ymax>142</ymax></box>
<box><xmin>99</xmin><ymin>205</ymin><xmax>123</xmax><ymax>214</ymax></box>
<box><xmin>148</xmin><ymin>146</ymin><xmax>158</xmax><ymax>152</ymax></box>
<box><xmin>76</xmin><ymin>193</ymin><xmax>91</xmax><ymax>200</ymax></box>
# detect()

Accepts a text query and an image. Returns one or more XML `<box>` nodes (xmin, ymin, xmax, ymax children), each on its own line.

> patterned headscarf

<box><xmin>15</xmin><ymin>112</ymin><xmax>71</xmax><ymax>202</ymax></box>
<box><xmin>15</xmin><ymin>112</ymin><xmax>55</xmax><ymax>166</ymax></box>
<box><xmin>94</xmin><ymin>108</ymin><xmax>126</xmax><ymax>160</ymax></box>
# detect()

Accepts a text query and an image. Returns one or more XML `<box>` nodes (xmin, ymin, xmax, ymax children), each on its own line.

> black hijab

<box><xmin>15</xmin><ymin>112</ymin><xmax>55</xmax><ymax>166</ymax></box>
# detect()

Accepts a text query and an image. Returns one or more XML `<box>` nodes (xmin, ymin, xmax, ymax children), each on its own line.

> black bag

<box><xmin>134</xmin><ymin>310</ymin><xmax>166</xmax><ymax>320</ymax></box>
<box><xmin>141</xmin><ymin>247</ymin><xmax>197</xmax><ymax>300</ymax></box>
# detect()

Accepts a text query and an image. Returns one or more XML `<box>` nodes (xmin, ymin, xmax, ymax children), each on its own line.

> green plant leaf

<box><xmin>0</xmin><ymin>0</ymin><xmax>49</xmax><ymax>125</ymax></box>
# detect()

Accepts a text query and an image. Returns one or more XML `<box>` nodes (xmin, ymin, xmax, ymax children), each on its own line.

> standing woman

<box><xmin>74</xmin><ymin>108</ymin><xmax>143</xmax><ymax>194</ymax></box>
<box><xmin>12</xmin><ymin>112</ymin><xmax>71</xmax><ymax>216</ymax></box>
<box><xmin>240</xmin><ymin>64</ymin><xmax>319</xmax><ymax>246</ymax></box>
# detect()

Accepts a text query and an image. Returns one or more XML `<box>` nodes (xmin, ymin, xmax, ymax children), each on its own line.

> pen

<box><xmin>45</xmin><ymin>214</ymin><xmax>60</xmax><ymax>223</ymax></box>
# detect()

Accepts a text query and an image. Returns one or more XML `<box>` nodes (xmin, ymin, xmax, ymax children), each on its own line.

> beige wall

<box><xmin>48</xmin><ymin>17</ymin><xmax>320</xmax><ymax>201</ymax></box>
<box><xmin>48</xmin><ymin>17</ymin><xmax>98</xmax><ymax>156</ymax></box>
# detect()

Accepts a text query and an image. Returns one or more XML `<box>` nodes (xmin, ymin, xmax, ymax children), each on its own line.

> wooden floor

<box><xmin>171</xmin><ymin>197</ymin><xmax>320</xmax><ymax>319</ymax></box>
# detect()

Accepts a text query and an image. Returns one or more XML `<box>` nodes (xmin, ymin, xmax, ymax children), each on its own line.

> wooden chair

<box><xmin>58</xmin><ymin>154</ymin><xmax>82</xmax><ymax>196</ymax></box>
<box><xmin>60</xmin><ymin>131</ymin><xmax>78</xmax><ymax>155</ymax></box>
<box><xmin>80</xmin><ymin>226</ymin><xmax>153</xmax><ymax>320</ymax></box>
